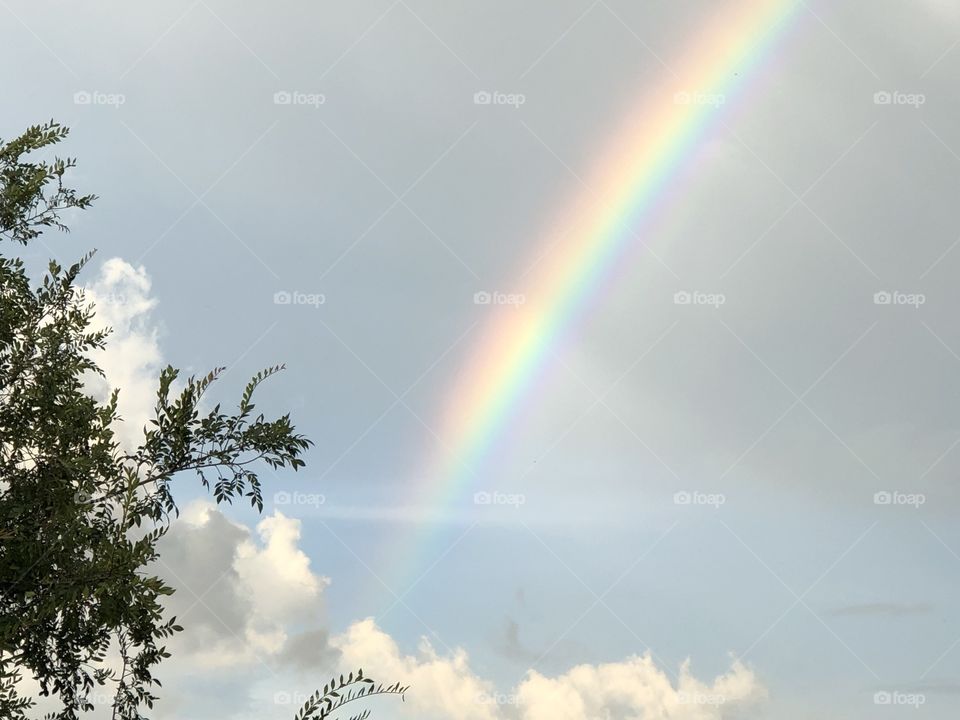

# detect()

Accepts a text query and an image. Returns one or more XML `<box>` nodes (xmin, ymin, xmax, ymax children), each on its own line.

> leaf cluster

<box><xmin>295</xmin><ymin>669</ymin><xmax>408</xmax><ymax>720</ymax></box>
<box><xmin>0</xmin><ymin>123</ymin><xmax>314</xmax><ymax>719</ymax></box>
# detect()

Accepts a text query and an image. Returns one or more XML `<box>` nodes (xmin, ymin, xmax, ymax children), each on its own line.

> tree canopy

<box><xmin>0</xmin><ymin>121</ymin><xmax>403</xmax><ymax>720</ymax></box>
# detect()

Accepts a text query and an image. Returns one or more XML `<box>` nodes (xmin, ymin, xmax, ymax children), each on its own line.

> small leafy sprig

<box><xmin>0</xmin><ymin>120</ymin><xmax>96</xmax><ymax>245</ymax></box>
<box><xmin>295</xmin><ymin>669</ymin><xmax>408</xmax><ymax>720</ymax></box>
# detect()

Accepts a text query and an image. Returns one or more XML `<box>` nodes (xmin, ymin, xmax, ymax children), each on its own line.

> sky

<box><xmin>5</xmin><ymin>0</ymin><xmax>960</xmax><ymax>718</ymax></box>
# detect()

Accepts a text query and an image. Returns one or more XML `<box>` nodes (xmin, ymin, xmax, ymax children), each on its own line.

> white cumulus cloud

<box><xmin>332</xmin><ymin>621</ymin><xmax>764</xmax><ymax>720</ymax></box>
<box><xmin>157</xmin><ymin>501</ymin><xmax>332</xmax><ymax>669</ymax></box>
<box><xmin>145</xmin><ymin>504</ymin><xmax>766</xmax><ymax>720</ymax></box>
<box><xmin>335</xmin><ymin>619</ymin><xmax>499</xmax><ymax>720</ymax></box>
<box><xmin>515</xmin><ymin>655</ymin><xmax>762</xmax><ymax>720</ymax></box>
<box><xmin>83</xmin><ymin>257</ymin><xmax>163</xmax><ymax>450</ymax></box>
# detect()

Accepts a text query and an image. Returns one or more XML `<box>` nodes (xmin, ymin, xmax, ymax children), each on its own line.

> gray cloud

<box><xmin>277</xmin><ymin>628</ymin><xmax>341</xmax><ymax>671</ymax></box>
<box><xmin>154</xmin><ymin>503</ymin><xmax>333</xmax><ymax>672</ymax></box>
<box><xmin>157</xmin><ymin>504</ymin><xmax>252</xmax><ymax>648</ymax></box>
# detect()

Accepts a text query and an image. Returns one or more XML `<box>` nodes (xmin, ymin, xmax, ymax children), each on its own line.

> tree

<box><xmin>0</xmin><ymin>121</ymin><xmax>404</xmax><ymax>720</ymax></box>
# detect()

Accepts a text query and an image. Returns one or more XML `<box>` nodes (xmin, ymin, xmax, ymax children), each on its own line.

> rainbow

<box><xmin>406</xmin><ymin>0</ymin><xmax>802</xmax><ymax>564</ymax></box>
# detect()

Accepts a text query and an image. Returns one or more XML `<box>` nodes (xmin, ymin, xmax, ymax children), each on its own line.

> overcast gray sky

<box><xmin>6</xmin><ymin>1</ymin><xmax>960</xmax><ymax>718</ymax></box>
